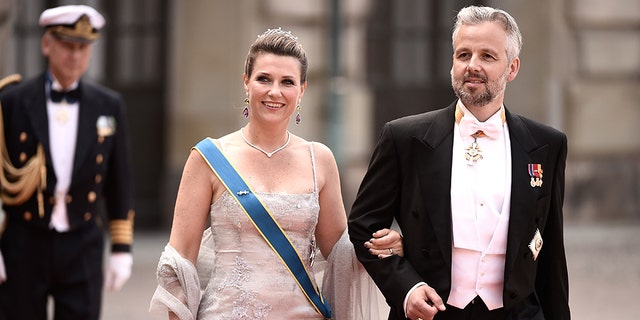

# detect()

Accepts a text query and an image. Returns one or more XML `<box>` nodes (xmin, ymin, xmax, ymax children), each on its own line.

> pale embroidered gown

<box><xmin>197</xmin><ymin>188</ymin><xmax>323</xmax><ymax>319</ymax></box>
<box><xmin>151</xmin><ymin>142</ymin><xmax>380</xmax><ymax>320</ymax></box>
<box><xmin>152</xmin><ymin>143</ymin><xmax>325</xmax><ymax>319</ymax></box>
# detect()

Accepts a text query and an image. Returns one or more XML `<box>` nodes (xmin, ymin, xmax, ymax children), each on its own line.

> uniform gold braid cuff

<box><xmin>109</xmin><ymin>210</ymin><xmax>134</xmax><ymax>245</ymax></box>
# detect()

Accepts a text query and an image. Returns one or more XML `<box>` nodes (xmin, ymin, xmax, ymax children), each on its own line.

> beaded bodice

<box><xmin>197</xmin><ymin>189</ymin><xmax>323</xmax><ymax>319</ymax></box>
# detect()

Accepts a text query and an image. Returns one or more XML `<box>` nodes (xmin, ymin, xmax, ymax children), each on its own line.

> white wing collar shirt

<box><xmin>449</xmin><ymin>100</ymin><xmax>512</xmax><ymax>310</ymax></box>
<box><xmin>47</xmin><ymin>76</ymin><xmax>80</xmax><ymax>232</ymax></box>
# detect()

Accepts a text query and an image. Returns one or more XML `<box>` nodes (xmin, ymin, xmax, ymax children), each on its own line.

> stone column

<box><xmin>0</xmin><ymin>0</ymin><xmax>14</xmax><ymax>77</ymax></box>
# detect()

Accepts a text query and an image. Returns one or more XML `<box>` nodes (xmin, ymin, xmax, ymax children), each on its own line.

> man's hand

<box><xmin>406</xmin><ymin>284</ymin><xmax>446</xmax><ymax>320</ymax></box>
<box><xmin>104</xmin><ymin>252</ymin><xmax>132</xmax><ymax>291</ymax></box>
<box><xmin>365</xmin><ymin>228</ymin><xmax>404</xmax><ymax>258</ymax></box>
<box><xmin>0</xmin><ymin>249</ymin><xmax>6</xmax><ymax>285</ymax></box>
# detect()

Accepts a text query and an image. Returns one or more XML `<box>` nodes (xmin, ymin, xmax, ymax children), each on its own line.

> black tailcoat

<box><xmin>349</xmin><ymin>102</ymin><xmax>570</xmax><ymax>320</ymax></box>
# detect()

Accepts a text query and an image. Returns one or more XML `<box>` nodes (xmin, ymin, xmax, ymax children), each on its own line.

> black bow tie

<box><xmin>50</xmin><ymin>89</ymin><xmax>79</xmax><ymax>104</ymax></box>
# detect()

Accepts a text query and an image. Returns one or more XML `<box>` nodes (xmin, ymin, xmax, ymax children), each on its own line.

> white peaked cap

<box><xmin>38</xmin><ymin>5</ymin><xmax>105</xmax><ymax>43</ymax></box>
<box><xmin>39</xmin><ymin>5</ymin><xmax>105</xmax><ymax>29</ymax></box>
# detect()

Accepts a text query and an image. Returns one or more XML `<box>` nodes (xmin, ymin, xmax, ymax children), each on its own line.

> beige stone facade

<box><xmin>1</xmin><ymin>0</ymin><xmax>639</xmax><ymax>223</ymax></box>
<box><xmin>493</xmin><ymin>0</ymin><xmax>640</xmax><ymax>220</ymax></box>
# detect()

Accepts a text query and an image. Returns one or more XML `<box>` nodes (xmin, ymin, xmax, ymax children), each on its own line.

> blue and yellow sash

<box><xmin>194</xmin><ymin>138</ymin><xmax>332</xmax><ymax>319</ymax></box>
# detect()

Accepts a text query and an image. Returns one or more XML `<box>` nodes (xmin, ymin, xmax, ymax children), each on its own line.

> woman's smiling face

<box><xmin>244</xmin><ymin>53</ymin><xmax>306</xmax><ymax>124</ymax></box>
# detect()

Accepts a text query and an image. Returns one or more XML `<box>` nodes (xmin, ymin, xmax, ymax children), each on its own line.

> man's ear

<box><xmin>507</xmin><ymin>57</ymin><xmax>520</xmax><ymax>82</ymax></box>
<box><xmin>41</xmin><ymin>34</ymin><xmax>51</xmax><ymax>57</ymax></box>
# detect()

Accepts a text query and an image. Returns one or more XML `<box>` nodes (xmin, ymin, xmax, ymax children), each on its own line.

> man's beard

<box><xmin>452</xmin><ymin>71</ymin><xmax>507</xmax><ymax>107</ymax></box>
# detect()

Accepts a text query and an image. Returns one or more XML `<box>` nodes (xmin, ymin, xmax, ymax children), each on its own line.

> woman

<box><xmin>150</xmin><ymin>28</ymin><xmax>403</xmax><ymax>319</ymax></box>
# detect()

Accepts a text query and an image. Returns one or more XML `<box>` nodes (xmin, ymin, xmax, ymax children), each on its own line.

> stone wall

<box><xmin>564</xmin><ymin>0</ymin><xmax>640</xmax><ymax>221</ymax></box>
<box><xmin>495</xmin><ymin>0</ymin><xmax>640</xmax><ymax>221</ymax></box>
<box><xmin>0</xmin><ymin>0</ymin><xmax>13</xmax><ymax>77</ymax></box>
<box><xmin>2</xmin><ymin>0</ymin><xmax>638</xmax><ymax>223</ymax></box>
<box><xmin>566</xmin><ymin>155</ymin><xmax>640</xmax><ymax>221</ymax></box>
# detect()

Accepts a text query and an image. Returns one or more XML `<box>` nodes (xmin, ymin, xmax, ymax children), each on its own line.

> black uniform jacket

<box><xmin>348</xmin><ymin>102</ymin><xmax>570</xmax><ymax>320</ymax></box>
<box><xmin>0</xmin><ymin>72</ymin><xmax>134</xmax><ymax>252</ymax></box>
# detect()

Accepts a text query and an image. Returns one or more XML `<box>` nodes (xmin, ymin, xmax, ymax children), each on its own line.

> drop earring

<box><xmin>295</xmin><ymin>104</ymin><xmax>302</xmax><ymax>125</ymax></box>
<box><xmin>243</xmin><ymin>97</ymin><xmax>249</xmax><ymax>119</ymax></box>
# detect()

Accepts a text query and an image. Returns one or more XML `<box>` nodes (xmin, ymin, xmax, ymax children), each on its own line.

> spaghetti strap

<box><xmin>309</xmin><ymin>142</ymin><xmax>318</xmax><ymax>194</ymax></box>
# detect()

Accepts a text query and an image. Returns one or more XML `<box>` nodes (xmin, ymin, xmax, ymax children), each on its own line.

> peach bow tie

<box><xmin>459</xmin><ymin>117</ymin><xmax>502</xmax><ymax>139</ymax></box>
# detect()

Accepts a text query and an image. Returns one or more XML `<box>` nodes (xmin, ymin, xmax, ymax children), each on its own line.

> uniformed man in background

<box><xmin>0</xmin><ymin>5</ymin><xmax>135</xmax><ymax>319</ymax></box>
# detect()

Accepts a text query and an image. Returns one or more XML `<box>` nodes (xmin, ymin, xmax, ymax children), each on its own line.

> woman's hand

<box><xmin>365</xmin><ymin>228</ymin><xmax>404</xmax><ymax>259</ymax></box>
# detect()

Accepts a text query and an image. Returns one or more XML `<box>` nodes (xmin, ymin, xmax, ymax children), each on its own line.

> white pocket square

<box><xmin>528</xmin><ymin>228</ymin><xmax>543</xmax><ymax>261</ymax></box>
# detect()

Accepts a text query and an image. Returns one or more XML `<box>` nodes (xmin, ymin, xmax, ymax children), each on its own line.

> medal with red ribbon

<box><xmin>528</xmin><ymin>163</ymin><xmax>543</xmax><ymax>187</ymax></box>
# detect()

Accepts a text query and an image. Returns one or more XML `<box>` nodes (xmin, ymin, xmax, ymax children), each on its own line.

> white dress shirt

<box><xmin>47</xmin><ymin>79</ymin><xmax>79</xmax><ymax>232</ymax></box>
<box><xmin>448</xmin><ymin>101</ymin><xmax>511</xmax><ymax>310</ymax></box>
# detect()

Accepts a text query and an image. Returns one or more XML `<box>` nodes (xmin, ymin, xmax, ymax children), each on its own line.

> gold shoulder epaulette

<box><xmin>0</xmin><ymin>73</ymin><xmax>47</xmax><ymax>218</ymax></box>
<box><xmin>0</xmin><ymin>74</ymin><xmax>22</xmax><ymax>90</ymax></box>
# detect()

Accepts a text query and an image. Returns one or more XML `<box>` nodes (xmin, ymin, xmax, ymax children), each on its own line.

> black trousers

<box><xmin>436</xmin><ymin>297</ymin><xmax>506</xmax><ymax>320</ymax></box>
<box><xmin>0</xmin><ymin>220</ymin><xmax>104</xmax><ymax>320</ymax></box>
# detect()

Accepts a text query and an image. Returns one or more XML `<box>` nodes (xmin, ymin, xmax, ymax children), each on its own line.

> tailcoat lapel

<box><xmin>24</xmin><ymin>74</ymin><xmax>51</xmax><ymax>157</ymax></box>
<box><xmin>72</xmin><ymin>81</ymin><xmax>95</xmax><ymax>178</ymax></box>
<box><xmin>23</xmin><ymin>74</ymin><xmax>58</xmax><ymax>190</ymax></box>
<box><xmin>415</xmin><ymin>103</ymin><xmax>456</xmax><ymax>267</ymax></box>
<box><xmin>503</xmin><ymin>109</ymin><xmax>548</xmax><ymax>281</ymax></box>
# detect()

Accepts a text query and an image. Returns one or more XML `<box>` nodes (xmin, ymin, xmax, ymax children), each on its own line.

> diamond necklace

<box><xmin>240</xmin><ymin>128</ymin><xmax>291</xmax><ymax>158</ymax></box>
